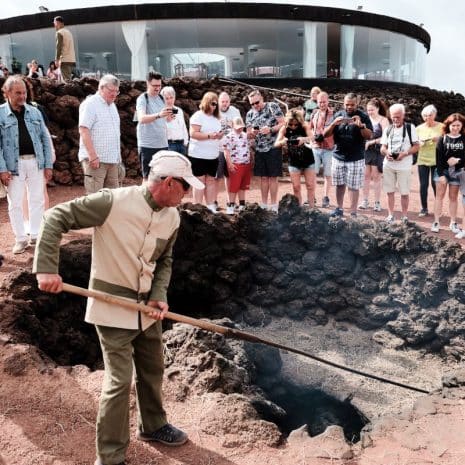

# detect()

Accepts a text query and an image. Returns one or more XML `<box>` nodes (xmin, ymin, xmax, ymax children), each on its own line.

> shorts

<box><xmin>228</xmin><ymin>163</ymin><xmax>252</xmax><ymax>193</ymax></box>
<box><xmin>364</xmin><ymin>147</ymin><xmax>384</xmax><ymax>173</ymax></box>
<box><xmin>189</xmin><ymin>156</ymin><xmax>219</xmax><ymax>178</ymax></box>
<box><xmin>139</xmin><ymin>146</ymin><xmax>168</xmax><ymax>178</ymax></box>
<box><xmin>216</xmin><ymin>152</ymin><xmax>228</xmax><ymax>179</ymax></box>
<box><xmin>331</xmin><ymin>158</ymin><xmax>365</xmax><ymax>190</ymax></box>
<box><xmin>433</xmin><ymin>168</ymin><xmax>460</xmax><ymax>186</ymax></box>
<box><xmin>383</xmin><ymin>165</ymin><xmax>411</xmax><ymax>195</ymax></box>
<box><xmin>313</xmin><ymin>148</ymin><xmax>333</xmax><ymax>177</ymax></box>
<box><xmin>288</xmin><ymin>163</ymin><xmax>315</xmax><ymax>173</ymax></box>
<box><xmin>254</xmin><ymin>147</ymin><xmax>283</xmax><ymax>177</ymax></box>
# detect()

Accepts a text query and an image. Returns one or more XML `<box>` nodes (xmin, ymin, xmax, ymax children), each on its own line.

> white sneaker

<box><xmin>431</xmin><ymin>222</ymin><xmax>440</xmax><ymax>233</ymax></box>
<box><xmin>226</xmin><ymin>205</ymin><xmax>235</xmax><ymax>215</ymax></box>
<box><xmin>12</xmin><ymin>240</ymin><xmax>29</xmax><ymax>254</ymax></box>
<box><xmin>269</xmin><ymin>204</ymin><xmax>278</xmax><ymax>213</ymax></box>
<box><xmin>260</xmin><ymin>203</ymin><xmax>268</xmax><ymax>210</ymax></box>
<box><xmin>450</xmin><ymin>222</ymin><xmax>461</xmax><ymax>234</ymax></box>
<box><xmin>373</xmin><ymin>201</ymin><xmax>381</xmax><ymax>212</ymax></box>
<box><xmin>207</xmin><ymin>204</ymin><xmax>218</xmax><ymax>214</ymax></box>
<box><xmin>401</xmin><ymin>216</ymin><xmax>409</xmax><ymax>223</ymax></box>
<box><xmin>385</xmin><ymin>214</ymin><xmax>394</xmax><ymax>223</ymax></box>
<box><xmin>455</xmin><ymin>230</ymin><xmax>465</xmax><ymax>239</ymax></box>
<box><xmin>358</xmin><ymin>199</ymin><xmax>369</xmax><ymax>210</ymax></box>
<box><xmin>237</xmin><ymin>204</ymin><xmax>245</xmax><ymax>211</ymax></box>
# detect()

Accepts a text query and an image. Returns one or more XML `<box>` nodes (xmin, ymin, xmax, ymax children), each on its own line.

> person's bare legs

<box><xmin>400</xmin><ymin>194</ymin><xmax>409</xmax><ymax>216</ymax></box>
<box><xmin>449</xmin><ymin>185</ymin><xmax>459</xmax><ymax>224</ymax></box>
<box><xmin>387</xmin><ymin>192</ymin><xmax>395</xmax><ymax>216</ymax></box>
<box><xmin>204</xmin><ymin>175</ymin><xmax>217</xmax><ymax>205</ymax></box>
<box><xmin>269</xmin><ymin>177</ymin><xmax>279</xmax><ymax>205</ymax></box>
<box><xmin>336</xmin><ymin>184</ymin><xmax>346</xmax><ymax>209</ymax></box>
<box><xmin>193</xmin><ymin>175</ymin><xmax>206</xmax><ymax>204</ymax></box>
<box><xmin>348</xmin><ymin>188</ymin><xmax>360</xmax><ymax>214</ymax></box>
<box><xmin>289</xmin><ymin>172</ymin><xmax>302</xmax><ymax>204</ymax></box>
<box><xmin>304</xmin><ymin>169</ymin><xmax>316</xmax><ymax>208</ymax></box>
<box><xmin>260</xmin><ymin>177</ymin><xmax>270</xmax><ymax>205</ymax></box>
<box><xmin>433</xmin><ymin>181</ymin><xmax>447</xmax><ymax>224</ymax></box>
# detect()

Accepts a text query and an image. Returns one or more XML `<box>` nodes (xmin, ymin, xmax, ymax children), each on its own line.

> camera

<box><xmin>391</xmin><ymin>152</ymin><xmax>400</xmax><ymax>160</ymax></box>
<box><xmin>289</xmin><ymin>137</ymin><xmax>299</xmax><ymax>146</ymax></box>
<box><xmin>171</xmin><ymin>108</ymin><xmax>178</xmax><ymax>114</ymax></box>
<box><xmin>314</xmin><ymin>133</ymin><xmax>324</xmax><ymax>143</ymax></box>
<box><xmin>253</xmin><ymin>125</ymin><xmax>260</xmax><ymax>131</ymax></box>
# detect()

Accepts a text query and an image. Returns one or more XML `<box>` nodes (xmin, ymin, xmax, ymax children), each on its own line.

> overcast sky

<box><xmin>2</xmin><ymin>0</ymin><xmax>464</xmax><ymax>96</ymax></box>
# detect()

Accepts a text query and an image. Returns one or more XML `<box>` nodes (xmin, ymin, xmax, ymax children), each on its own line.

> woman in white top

<box><xmin>160</xmin><ymin>86</ymin><xmax>188</xmax><ymax>155</ymax></box>
<box><xmin>188</xmin><ymin>91</ymin><xmax>223</xmax><ymax>213</ymax></box>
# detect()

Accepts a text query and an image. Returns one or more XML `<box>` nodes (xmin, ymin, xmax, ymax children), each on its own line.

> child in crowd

<box><xmin>222</xmin><ymin>117</ymin><xmax>253</xmax><ymax>214</ymax></box>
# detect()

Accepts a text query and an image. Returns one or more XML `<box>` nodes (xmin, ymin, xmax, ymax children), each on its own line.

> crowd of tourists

<box><xmin>2</xmin><ymin>68</ymin><xmax>465</xmax><ymax>465</ymax></box>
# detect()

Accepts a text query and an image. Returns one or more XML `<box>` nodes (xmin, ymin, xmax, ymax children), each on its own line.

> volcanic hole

<box><xmin>4</xmin><ymin>196</ymin><xmax>465</xmax><ymax>441</ymax></box>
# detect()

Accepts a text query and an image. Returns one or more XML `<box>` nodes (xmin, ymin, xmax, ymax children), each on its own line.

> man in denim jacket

<box><xmin>0</xmin><ymin>76</ymin><xmax>53</xmax><ymax>254</ymax></box>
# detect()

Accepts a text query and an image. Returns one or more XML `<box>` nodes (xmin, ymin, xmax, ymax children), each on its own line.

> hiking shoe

<box><xmin>329</xmin><ymin>207</ymin><xmax>343</xmax><ymax>218</ymax></box>
<box><xmin>137</xmin><ymin>423</ymin><xmax>188</xmax><ymax>446</ymax></box>
<box><xmin>450</xmin><ymin>222</ymin><xmax>461</xmax><ymax>234</ymax></box>
<box><xmin>269</xmin><ymin>204</ymin><xmax>278</xmax><ymax>213</ymax></box>
<box><xmin>29</xmin><ymin>237</ymin><xmax>37</xmax><ymax>246</ymax></box>
<box><xmin>373</xmin><ymin>201</ymin><xmax>382</xmax><ymax>212</ymax></box>
<box><xmin>322</xmin><ymin>196</ymin><xmax>330</xmax><ymax>208</ymax></box>
<box><xmin>12</xmin><ymin>240</ymin><xmax>29</xmax><ymax>254</ymax></box>
<box><xmin>455</xmin><ymin>230</ymin><xmax>465</xmax><ymax>239</ymax></box>
<box><xmin>226</xmin><ymin>204</ymin><xmax>235</xmax><ymax>215</ymax></box>
<box><xmin>358</xmin><ymin>199</ymin><xmax>369</xmax><ymax>210</ymax></box>
<box><xmin>418</xmin><ymin>208</ymin><xmax>428</xmax><ymax>217</ymax></box>
<box><xmin>385</xmin><ymin>214</ymin><xmax>394</xmax><ymax>223</ymax></box>
<box><xmin>431</xmin><ymin>222</ymin><xmax>440</xmax><ymax>233</ymax></box>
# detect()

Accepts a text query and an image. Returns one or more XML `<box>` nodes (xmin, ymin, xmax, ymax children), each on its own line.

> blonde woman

<box><xmin>416</xmin><ymin>105</ymin><xmax>443</xmax><ymax>217</ymax></box>
<box><xmin>188</xmin><ymin>91</ymin><xmax>223</xmax><ymax>213</ymax></box>
<box><xmin>275</xmin><ymin>109</ymin><xmax>315</xmax><ymax>206</ymax></box>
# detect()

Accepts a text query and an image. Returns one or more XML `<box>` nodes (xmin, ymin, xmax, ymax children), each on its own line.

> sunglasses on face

<box><xmin>211</xmin><ymin>101</ymin><xmax>218</xmax><ymax>106</ymax></box>
<box><xmin>173</xmin><ymin>177</ymin><xmax>190</xmax><ymax>191</ymax></box>
<box><xmin>251</xmin><ymin>101</ymin><xmax>261</xmax><ymax>106</ymax></box>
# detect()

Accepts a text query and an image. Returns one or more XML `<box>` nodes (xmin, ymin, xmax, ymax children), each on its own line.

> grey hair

<box><xmin>98</xmin><ymin>74</ymin><xmax>119</xmax><ymax>89</ymax></box>
<box><xmin>422</xmin><ymin>104</ymin><xmax>437</xmax><ymax>117</ymax></box>
<box><xmin>389</xmin><ymin>103</ymin><xmax>405</xmax><ymax>115</ymax></box>
<box><xmin>160</xmin><ymin>86</ymin><xmax>176</xmax><ymax>98</ymax></box>
<box><xmin>2</xmin><ymin>75</ymin><xmax>26</xmax><ymax>93</ymax></box>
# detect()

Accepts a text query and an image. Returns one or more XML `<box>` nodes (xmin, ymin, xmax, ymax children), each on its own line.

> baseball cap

<box><xmin>232</xmin><ymin>116</ymin><xmax>245</xmax><ymax>129</ymax></box>
<box><xmin>148</xmin><ymin>150</ymin><xmax>204</xmax><ymax>189</ymax></box>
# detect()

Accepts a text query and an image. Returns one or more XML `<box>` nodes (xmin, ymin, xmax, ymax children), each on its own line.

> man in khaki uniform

<box><xmin>53</xmin><ymin>16</ymin><xmax>76</xmax><ymax>81</ymax></box>
<box><xmin>34</xmin><ymin>151</ymin><xmax>204</xmax><ymax>465</ymax></box>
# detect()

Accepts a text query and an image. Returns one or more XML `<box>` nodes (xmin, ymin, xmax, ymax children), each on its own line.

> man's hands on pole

<box><xmin>37</xmin><ymin>273</ymin><xmax>63</xmax><ymax>293</ymax></box>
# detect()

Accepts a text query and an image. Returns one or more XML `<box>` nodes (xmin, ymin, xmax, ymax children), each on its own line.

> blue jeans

<box><xmin>139</xmin><ymin>147</ymin><xmax>168</xmax><ymax>178</ymax></box>
<box><xmin>167</xmin><ymin>141</ymin><xmax>186</xmax><ymax>156</ymax></box>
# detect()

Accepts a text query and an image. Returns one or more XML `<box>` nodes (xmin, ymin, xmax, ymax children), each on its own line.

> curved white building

<box><xmin>0</xmin><ymin>2</ymin><xmax>430</xmax><ymax>83</ymax></box>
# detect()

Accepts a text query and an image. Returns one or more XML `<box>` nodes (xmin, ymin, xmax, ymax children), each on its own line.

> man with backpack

<box><xmin>380</xmin><ymin>103</ymin><xmax>419</xmax><ymax>222</ymax></box>
<box><xmin>136</xmin><ymin>72</ymin><xmax>172</xmax><ymax>182</ymax></box>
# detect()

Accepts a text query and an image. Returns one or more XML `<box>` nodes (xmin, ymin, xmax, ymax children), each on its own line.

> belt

<box><xmin>168</xmin><ymin>139</ymin><xmax>184</xmax><ymax>144</ymax></box>
<box><xmin>19</xmin><ymin>154</ymin><xmax>36</xmax><ymax>160</ymax></box>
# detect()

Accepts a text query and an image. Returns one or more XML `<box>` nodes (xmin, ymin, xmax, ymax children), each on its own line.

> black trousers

<box><xmin>418</xmin><ymin>164</ymin><xmax>436</xmax><ymax>210</ymax></box>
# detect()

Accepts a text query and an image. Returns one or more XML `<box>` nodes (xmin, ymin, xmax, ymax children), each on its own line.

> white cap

<box><xmin>148</xmin><ymin>150</ymin><xmax>204</xmax><ymax>189</ymax></box>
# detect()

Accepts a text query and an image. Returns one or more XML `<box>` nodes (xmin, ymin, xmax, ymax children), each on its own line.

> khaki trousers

<box><xmin>82</xmin><ymin>160</ymin><xmax>119</xmax><ymax>194</ymax></box>
<box><xmin>60</xmin><ymin>62</ymin><xmax>75</xmax><ymax>81</ymax></box>
<box><xmin>95</xmin><ymin>322</ymin><xmax>166</xmax><ymax>464</ymax></box>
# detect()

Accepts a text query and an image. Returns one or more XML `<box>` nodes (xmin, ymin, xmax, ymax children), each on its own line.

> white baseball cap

<box><xmin>148</xmin><ymin>150</ymin><xmax>204</xmax><ymax>189</ymax></box>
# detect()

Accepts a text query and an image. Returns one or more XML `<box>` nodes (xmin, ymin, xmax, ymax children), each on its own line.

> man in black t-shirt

<box><xmin>324</xmin><ymin>93</ymin><xmax>373</xmax><ymax>217</ymax></box>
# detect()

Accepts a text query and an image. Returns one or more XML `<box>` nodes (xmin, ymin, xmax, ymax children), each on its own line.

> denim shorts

<box><xmin>288</xmin><ymin>163</ymin><xmax>315</xmax><ymax>173</ymax></box>
<box><xmin>433</xmin><ymin>169</ymin><xmax>460</xmax><ymax>186</ymax></box>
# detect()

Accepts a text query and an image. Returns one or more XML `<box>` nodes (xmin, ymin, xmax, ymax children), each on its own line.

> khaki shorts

<box><xmin>383</xmin><ymin>165</ymin><xmax>411</xmax><ymax>195</ymax></box>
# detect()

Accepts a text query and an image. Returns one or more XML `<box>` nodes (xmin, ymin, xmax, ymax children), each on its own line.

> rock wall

<box><xmin>0</xmin><ymin>76</ymin><xmax>464</xmax><ymax>185</ymax></box>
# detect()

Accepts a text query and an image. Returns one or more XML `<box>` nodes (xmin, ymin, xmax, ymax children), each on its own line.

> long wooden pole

<box><xmin>61</xmin><ymin>282</ymin><xmax>429</xmax><ymax>394</ymax></box>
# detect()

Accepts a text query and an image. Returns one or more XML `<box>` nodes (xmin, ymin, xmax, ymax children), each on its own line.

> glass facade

<box><xmin>0</xmin><ymin>18</ymin><xmax>427</xmax><ymax>84</ymax></box>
